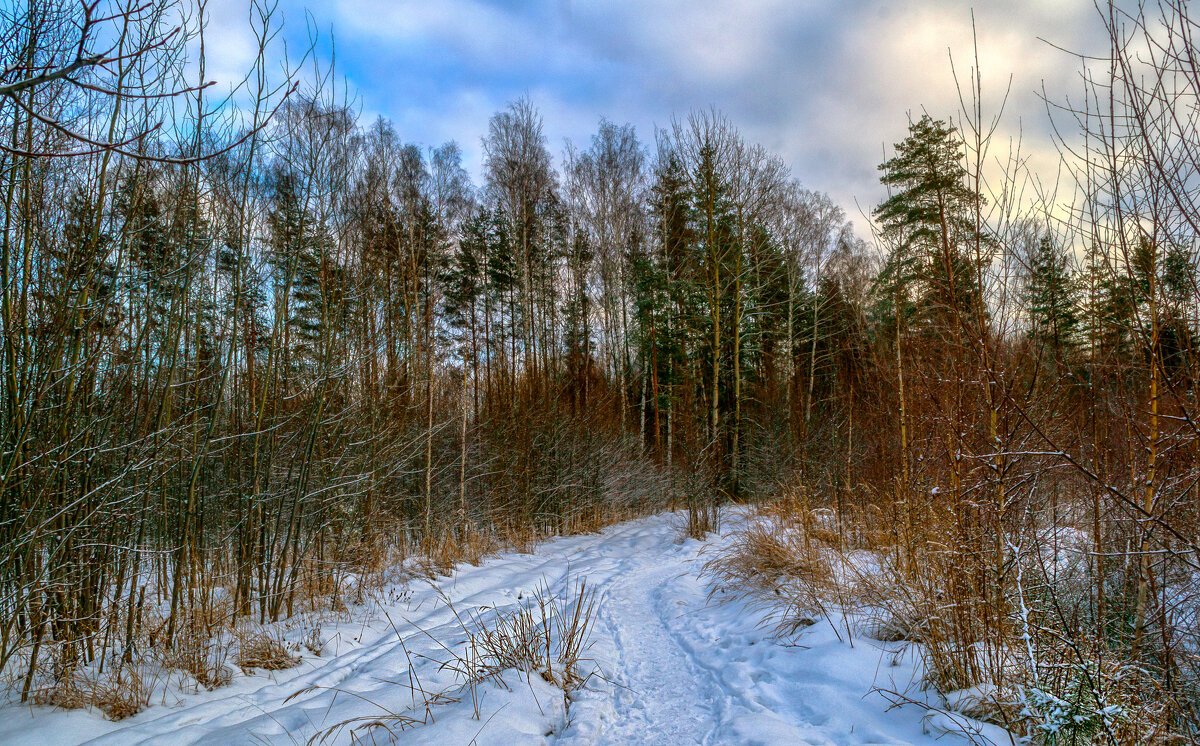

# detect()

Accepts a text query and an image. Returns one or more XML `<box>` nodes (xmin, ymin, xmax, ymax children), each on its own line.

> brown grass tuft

<box><xmin>236</xmin><ymin>628</ymin><xmax>299</xmax><ymax>673</ymax></box>
<box><xmin>30</xmin><ymin>660</ymin><xmax>152</xmax><ymax>721</ymax></box>
<box><xmin>165</xmin><ymin>625</ymin><xmax>233</xmax><ymax>692</ymax></box>
<box><xmin>704</xmin><ymin>507</ymin><xmax>840</xmax><ymax>632</ymax></box>
<box><xmin>443</xmin><ymin>576</ymin><xmax>601</xmax><ymax>693</ymax></box>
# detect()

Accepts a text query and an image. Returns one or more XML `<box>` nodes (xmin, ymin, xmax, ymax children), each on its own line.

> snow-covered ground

<box><xmin>0</xmin><ymin>511</ymin><xmax>1009</xmax><ymax>745</ymax></box>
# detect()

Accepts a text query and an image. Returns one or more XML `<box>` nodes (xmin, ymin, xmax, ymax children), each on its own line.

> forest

<box><xmin>2</xmin><ymin>0</ymin><xmax>1200</xmax><ymax>744</ymax></box>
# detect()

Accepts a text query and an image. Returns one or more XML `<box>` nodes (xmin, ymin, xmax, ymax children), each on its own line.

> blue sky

<box><xmin>206</xmin><ymin>0</ymin><xmax>1108</xmax><ymax>233</ymax></box>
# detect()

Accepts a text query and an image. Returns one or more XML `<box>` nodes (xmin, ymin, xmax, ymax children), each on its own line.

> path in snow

<box><xmin>580</xmin><ymin>538</ymin><xmax>727</xmax><ymax>745</ymax></box>
<box><xmin>0</xmin><ymin>512</ymin><xmax>1004</xmax><ymax>745</ymax></box>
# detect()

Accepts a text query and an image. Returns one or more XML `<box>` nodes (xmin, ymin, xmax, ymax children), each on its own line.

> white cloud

<box><xmin>261</xmin><ymin>0</ymin><xmax>1114</xmax><ymax>237</ymax></box>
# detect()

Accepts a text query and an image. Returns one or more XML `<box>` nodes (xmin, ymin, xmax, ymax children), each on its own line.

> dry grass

<box><xmin>166</xmin><ymin>628</ymin><xmax>233</xmax><ymax>692</ymax></box>
<box><xmin>308</xmin><ymin>575</ymin><xmax>601</xmax><ymax>744</ymax></box>
<box><xmin>4</xmin><ymin>498</ymin><xmax>640</xmax><ymax>724</ymax></box>
<box><xmin>704</xmin><ymin>503</ymin><xmax>847</xmax><ymax>635</ymax></box>
<box><xmin>708</xmin><ymin>489</ymin><xmax>1200</xmax><ymax>744</ymax></box>
<box><xmin>707</xmin><ymin>521</ymin><xmax>830</xmax><ymax>591</ymax></box>
<box><xmin>301</xmin><ymin>622</ymin><xmax>324</xmax><ymax>657</ymax></box>
<box><xmin>303</xmin><ymin>687</ymin><xmax>459</xmax><ymax>746</ymax></box>
<box><xmin>235</xmin><ymin>627</ymin><xmax>299</xmax><ymax>674</ymax></box>
<box><xmin>29</xmin><ymin>659</ymin><xmax>153</xmax><ymax>721</ymax></box>
<box><xmin>441</xmin><ymin>576</ymin><xmax>600</xmax><ymax>693</ymax></box>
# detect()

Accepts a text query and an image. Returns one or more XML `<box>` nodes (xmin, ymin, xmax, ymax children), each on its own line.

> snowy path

<box><xmin>583</xmin><ymin>545</ymin><xmax>727</xmax><ymax>745</ymax></box>
<box><xmin>0</xmin><ymin>512</ymin><xmax>999</xmax><ymax>745</ymax></box>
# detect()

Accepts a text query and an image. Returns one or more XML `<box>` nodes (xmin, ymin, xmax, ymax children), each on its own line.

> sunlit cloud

<box><xmin>202</xmin><ymin>0</ymin><xmax>1111</xmax><ymax>235</ymax></box>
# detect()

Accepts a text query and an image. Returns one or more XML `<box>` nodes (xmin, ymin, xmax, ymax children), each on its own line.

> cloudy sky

<box><xmin>207</xmin><ymin>0</ymin><xmax>1109</xmax><ymax>233</ymax></box>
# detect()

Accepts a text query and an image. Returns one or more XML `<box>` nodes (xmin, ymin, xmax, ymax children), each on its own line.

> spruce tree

<box><xmin>648</xmin><ymin>149</ymin><xmax>696</xmax><ymax>460</ymax></box>
<box><xmin>1025</xmin><ymin>234</ymin><xmax>1080</xmax><ymax>358</ymax></box>
<box><xmin>1082</xmin><ymin>242</ymin><xmax>1129</xmax><ymax>362</ymax></box>
<box><xmin>1158</xmin><ymin>242</ymin><xmax>1196</xmax><ymax>380</ymax></box>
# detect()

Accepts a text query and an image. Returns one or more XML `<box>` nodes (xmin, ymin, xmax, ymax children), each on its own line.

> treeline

<box><xmin>0</xmin><ymin>0</ymin><xmax>871</xmax><ymax>697</ymax></box>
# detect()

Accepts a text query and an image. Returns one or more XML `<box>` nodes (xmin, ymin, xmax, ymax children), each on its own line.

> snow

<box><xmin>0</xmin><ymin>511</ymin><xmax>1011</xmax><ymax>745</ymax></box>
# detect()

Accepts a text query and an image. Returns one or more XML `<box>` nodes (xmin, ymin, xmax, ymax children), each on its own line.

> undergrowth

<box><xmin>704</xmin><ymin>487</ymin><xmax>1199</xmax><ymax>745</ymax></box>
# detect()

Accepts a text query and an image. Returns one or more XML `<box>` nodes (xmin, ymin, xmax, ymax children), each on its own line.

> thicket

<box><xmin>711</xmin><ymin>4</ymin><xmax>1200</xmax><ymax>742</ymax></box>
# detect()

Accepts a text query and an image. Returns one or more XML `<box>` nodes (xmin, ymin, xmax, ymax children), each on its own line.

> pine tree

<box><xmin>630</xmin><ymin>227</ymin><xmax>668</xmax><ymax>449</ymax></box>
<box><xmin>443</xmin><ymin>208</ymin><xmax>485</xmax><ymax>337</ymax></box>
<box><xmin>873</xmin><ymin>114</ymin><xmax>984</xmax><ymax>332</ymax></box>
<box><xmin>691</xmin><ymin>139</ymin><xmax>737</xmax><ymax>474</ymax></box>
<box><xmin>1162</xmin><ymin>242</ymin><xmax>1196</xmax><ymax>316</ymax></box>
<box><xmin>486</xmin><ymin>206</ymin><xmax>519</xmax><ymax>399</ymax></box>
<box><xmin>58</xmin><ymin>187</ymin><xmax>117</xmax><ymax>335</ymax></box>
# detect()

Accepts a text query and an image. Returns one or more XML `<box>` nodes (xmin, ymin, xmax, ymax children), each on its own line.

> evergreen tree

<box><xmin>1162</xmin><ymin>242</ymin><xmax>1196</xmax><ymax>315</ymax></box>
<box><xmin>647</xmin><ymin>148</ymin><xmax>697</xmax><ymax>459</ymax></box>
<box><xmin>267</xmin><ymin>168</ymin><xmax>328</xmax><ymax>372</ymax></box>
<box><xmin>486</xmin><ymin>205</ymin><xmax>519</xmax><ymax>391</ymax></box>
<box><xmin>1158</xmin><ymin>242</ymin><xmax>1196</xmax><ymax>380</ymax></box>
<box><xmin>1085</xmin><ymin>240</ymin><xmax>1147</xmax><ymax>364</ymax></box>
<box><xmin>443</xmin><ymin>207</ymin><xmax>485</xmax><ymax>333</ymax></box>
<box><xmin>564</xmin><ymin>230</ymin><xmax>595</xmax><ymax>412</ymax></box>
<box><xmin>690</xmin><ymin>139</ymin><xmax>737</xmax><ymax>463</ymax></box>
<box><xmin>872</xmin><ymin>114</ymin><xmax>984</xmax><ymax>332</ymax></box>
<box><xmin>1025</xmin><ymin>234</ymin><xmax>1080</xmax><ymax>358</ymax></box>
